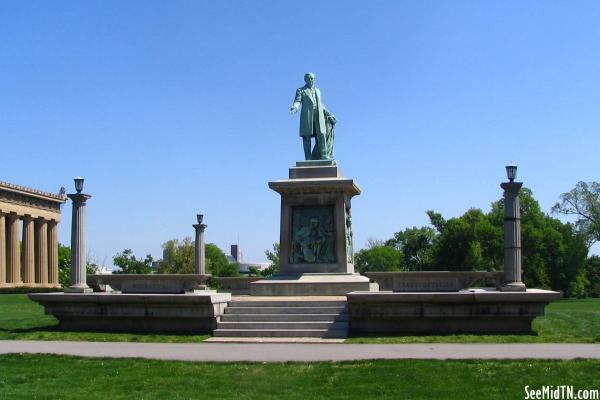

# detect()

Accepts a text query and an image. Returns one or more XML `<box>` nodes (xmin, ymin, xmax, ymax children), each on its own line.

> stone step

<box><xmin>217</xmin><ymin>321</ymin><xmax>348</xmax><ymax>330</ymax></box>
<box><xmin>212</xmin><ymin>328</ymin><xmax>348</xmax><ymax>338</ymax></box>
<box><xmin>224</xmin><ymin>306</ymin><xmax>346</xmax><ymax>315</ymax></box>
<box><xmin>228</xmin><ymin>300</ymin><xmax>346</xmax><ymax>308</ymax></box>
<box><xmin>220</xmin><ymin>313</ymin><xmax>348</xmax><ymax>322</ymax></box>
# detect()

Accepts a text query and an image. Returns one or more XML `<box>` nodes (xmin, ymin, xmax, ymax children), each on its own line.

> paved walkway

<box><xmin>1</xmin><ymin>341</ymin><xmax>599</xmax><ymax>362</ymax></box>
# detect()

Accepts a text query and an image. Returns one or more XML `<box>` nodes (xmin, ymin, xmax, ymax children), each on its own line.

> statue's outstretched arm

<box><xmin>290</xmin><ymin>89</ymin><xmax>302</xmax><ymax>113</ymax></box>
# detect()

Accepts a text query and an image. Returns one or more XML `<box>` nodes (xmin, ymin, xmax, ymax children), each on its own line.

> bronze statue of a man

<box><xmin>290</xmin><ymin>73</ymin><xmax>336</xmax><ymax>161</ymax></box>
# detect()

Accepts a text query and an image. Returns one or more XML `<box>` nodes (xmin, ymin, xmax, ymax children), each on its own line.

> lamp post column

<box><xmin>65</xmin><ymin>178</ymin><xmax>92</xmax><ymax>293</ymax></box>
<box><xmin>501</xmin><ymin>174</ymin><xmax>526</xmax><ymax>292</ymax></box>
<box><xmin>193</xmin><ymin>217</ymin><xmax>207</xmax><ymax>275</ymax></box>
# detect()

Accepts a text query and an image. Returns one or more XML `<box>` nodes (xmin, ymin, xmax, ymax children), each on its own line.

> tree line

<box><xmin>355</xmin><ymin>182</ymin><xmax>600</xmax><ymax>298</ymax></box>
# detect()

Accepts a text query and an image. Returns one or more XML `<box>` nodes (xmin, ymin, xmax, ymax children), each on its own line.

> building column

<box><xmin>501</xmin><ymin>181</ymin><xmax>526</xmax><ymax>292</ymax></box>
<box><xmin>35</xmin><ymin>218</ymin><xmax>48</xmax><ymax>286</ymax></box>
<box><xmin>21</xmin><ymin>216</ymin><xmax>35</xmax><ymax>285</ymax></box>
<box><xmin>47</xmin><ymin>220</ymin><xmax>59</xmax><ymax>287</ymax></box>
<box><xmin>0</xmin><ymin>212</ymin><xmax>6</xmax><ymax>286</ymax></box>
<box><xmin>6</xmin><ymin>213</ymin><xmax>22</xmax><ymax>284</ymax></box>
<box><xmin>65</xmin><ymin>191</ymin><xmax>92</xmax><ymax>293</ymax></box>
<box><xmin>193</xmin><ymin>221</ymin><xmax>207</xmax><ymax>275</ymax></box>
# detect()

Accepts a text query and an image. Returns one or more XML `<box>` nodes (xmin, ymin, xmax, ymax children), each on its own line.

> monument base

<box><xmin>28</xmin><ymin>292</ymin><xmax>231</xmax><ymax>334</ymax></box>
<box><xmin>250</xmin><ymin>273</ymin><xmax>374</xmax><ymax>296</ymax></box>
<box><xmin>270</xmin><ymin>162</ymin><xmax>361</xmax><ymax>275</ymax></box>
<box><xmin>347</xmin><ymin>288</ymin><xmax>560</xmax><ymax>333</ymax></box>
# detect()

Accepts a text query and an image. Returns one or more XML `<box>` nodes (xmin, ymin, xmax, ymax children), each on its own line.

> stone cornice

<box><xmin>0</xmin><ymin>181</ymin><xmax>67</xmax><ymax>203</ymax></box>
<box><xmin>0</xmin><ymin>181</ymin><xmax>66</xmax><ymax>216</ymax></box>
<box><xmin>269</xmin><ymin>178</ymin><xmax>361</xmax><ymax>196</ymax></box>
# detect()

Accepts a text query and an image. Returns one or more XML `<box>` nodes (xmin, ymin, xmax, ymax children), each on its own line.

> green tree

<box><xmin>427</xmin><ymin>208</ymin><xmax>501</xmax><ymax>271</ymax></box>
<box><xmin>354</xmin><ymin>245</ymin><xmax>403</xmax><ymax>274</ymax></box>
<box><xmin>497</xmin><ymin>188</ymin><xmax>587</xmax><ymax>295</ymax></box>
<box><xmin>205</xmin><ymin>243</ymin><xmax>238</xmax><ymax>277</ymax></box>
<box><xmin>263</xmin><ymin>243</ymin><xmax>280</xmax><ymax>276</ymax></box>
<box><xmin>215</xmin><ymin>261</ymin><xmax>241</xmax><ymax>277</ymax></box>
<box><xmin>112</xmin><ymin>249</ymin><xmax>153</xmax><ymax>274</ymax></box>
<box><xmin>385</xmin><ymin>227</ymin><xmax>436</xmax><ymax>271</ymax></box>
<box><xmin>58</xmin><ymin>243</ymin><xmax>71</xmax><ymax>287</ymax></box>
<box><xmin>157</xmin><ymin>237</ymin><xmax>195</xmax><ymax>274</ymax></box>
<box><xmin>552</xmin><ymin>181</ymin><xmax>600</xmax><ymax>247</ymax></box>
<box><xmin>425</xmin><ymin>188</ymin><xmax>588</xmax><ymax>297</ymax></box>
<box><xmin>585</xmin><ymin>256</ymin><xmax>600</xmax><ymax>297</ymax></box>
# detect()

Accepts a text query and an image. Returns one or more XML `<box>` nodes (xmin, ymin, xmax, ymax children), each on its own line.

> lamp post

<box><xmin>193</xmin><ymin>214</ymin><xmax>207</xmax><ymax>275</ymax></box>
<box><xmin>500</xmin><ymin>165</ymin><xmax>526</xmax><ymax>292</ymax></box>
<box><xmin>65</xmin><ymin>177</ymin><xmax>92</xmax><ymax>293</ymax></box>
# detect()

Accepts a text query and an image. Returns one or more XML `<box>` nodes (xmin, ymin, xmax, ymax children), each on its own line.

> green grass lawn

<box><xmin>1</xmin><ymin>294</ymin><xmax>599</xmax><ymax>343</ymax></box>
<box><xmin>346</xmin><ymin>298</ymin><xmax>600</xmax><ymax>344</ymax></box>
<box><xmin>0</xmin><ymin>294</ymin><xmax>209</xmax><ymax>343</ymax></box>
<box><xmin>0</xmin><ymin>355</ymin><xmax>598</xmax><ymax>399</ymax></box>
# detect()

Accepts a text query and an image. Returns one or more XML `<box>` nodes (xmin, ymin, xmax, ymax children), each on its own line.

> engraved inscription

<box><xmin>393</xmin><ymin>278</ymin><xmax>461</xmax><ymax>292</ymax></box>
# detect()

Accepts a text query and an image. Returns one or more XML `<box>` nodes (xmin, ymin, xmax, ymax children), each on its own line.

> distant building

<box><xmin>226</xmin><ymin>244</ymin><xmax>270</xmax><ymax>274</ymax></box>
<box><xmin>94</xmin><ymin>266</ymin><xmax>113</xmax><ymax>275</ymax></box>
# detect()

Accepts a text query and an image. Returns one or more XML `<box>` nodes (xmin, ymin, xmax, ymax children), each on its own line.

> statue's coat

<box><xmin>292</xmin><ymin>85</ymin><xmax>328</xmax><ymax>138</ymax></box>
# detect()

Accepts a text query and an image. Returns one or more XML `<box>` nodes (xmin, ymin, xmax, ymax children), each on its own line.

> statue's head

<box><xmin>304</xmin><ymin>73</ymin><xmax>315</xmax><ymax>88</ymax></box>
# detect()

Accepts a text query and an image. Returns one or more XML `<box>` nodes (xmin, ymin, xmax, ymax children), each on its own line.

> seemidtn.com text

<box><xmin>525</xmin><ymin>386</ymin><xmax>599</xmax><ymax>400</ymax></box>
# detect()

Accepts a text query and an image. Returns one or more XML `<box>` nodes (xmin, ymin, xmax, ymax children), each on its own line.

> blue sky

<box><xmin>2</xmin><ymin>1</ymin><xmax>599</xmax><ymax>266</ymax></box>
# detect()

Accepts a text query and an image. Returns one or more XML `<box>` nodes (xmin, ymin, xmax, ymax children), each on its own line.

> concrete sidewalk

<box><xmin>1</xmin><ymin>341</ymin><xmax>599</xmax><ymax>362</ymax></box>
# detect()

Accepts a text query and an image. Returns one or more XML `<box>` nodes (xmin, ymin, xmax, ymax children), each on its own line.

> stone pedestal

<box><xmin>251</xmin><ymin>161</ymin><xmax>371</xmax><ymax>296</ymax></box>
<box><xmin>29</xmin><ymin>292</ymin><xmax>230</xmax><ymax>334</ymax></box>
<box><xmin>347</xmin><ymin>289</ymin><xmax>561</xmax><ymax>333</ymax></box>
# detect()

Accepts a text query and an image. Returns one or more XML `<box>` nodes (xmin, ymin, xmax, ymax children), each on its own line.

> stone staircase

<box><xmin>213</xmin><ymin>298</ymin><xmax>348</xmax><ymax>338</ymax></box>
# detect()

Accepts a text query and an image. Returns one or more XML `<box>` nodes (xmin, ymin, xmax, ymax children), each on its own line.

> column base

<box><xmin>64</xmin><ymin>285</ymin><xmax>93</xmax><ymax>293</ymax></box>
<box><xmin>500</xmin><ymin>282</ymin><xmax>527</xmax><ymax>292</ymax></box>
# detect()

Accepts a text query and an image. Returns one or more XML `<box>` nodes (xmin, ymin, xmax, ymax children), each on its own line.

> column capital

<box><xmin>67</xmin><ymin>193</ymin><xmax>92</xmax><ymax>204</ymax></box>
<box><xmin>500</xmin><ymin>181</ymin><xmax>523</xmax><ymax>194</ymax></box>
<box><xmin>193</xmin><ymin>223</ymin><xmax>207</xmax><ymax>232</ymax></box>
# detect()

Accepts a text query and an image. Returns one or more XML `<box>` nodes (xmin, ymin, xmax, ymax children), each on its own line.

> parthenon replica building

<box><xmin>0</xmin><ymin>181</ymin><xmax>66</xmax><ymax>288</ymax></box>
